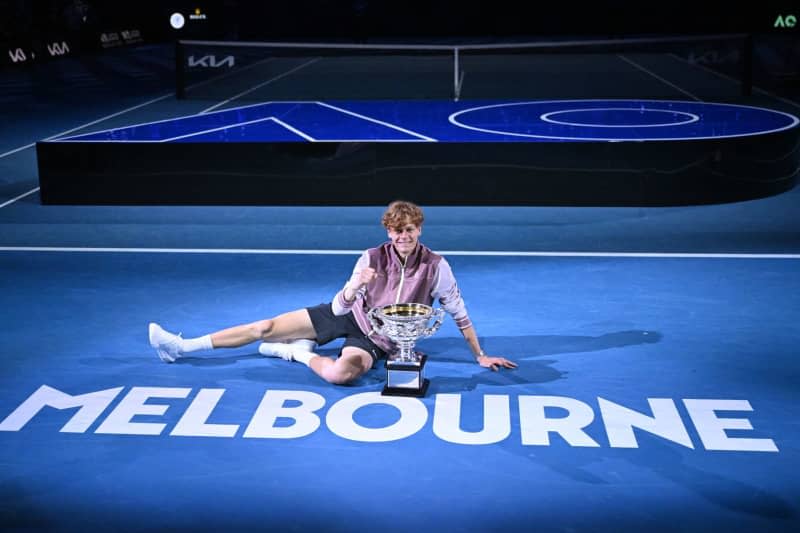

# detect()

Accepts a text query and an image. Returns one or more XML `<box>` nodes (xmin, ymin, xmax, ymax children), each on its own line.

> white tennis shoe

<box><xmin>149</xmin><ymin>323</ymin><xmax>184</xmax><ymax>363</ymax></box>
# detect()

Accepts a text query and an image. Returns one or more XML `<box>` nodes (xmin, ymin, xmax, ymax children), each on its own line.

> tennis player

<box><xmin>149</xmin><ymin>200</ymin><xmax>516</xmax><ymax>384</ymax></box>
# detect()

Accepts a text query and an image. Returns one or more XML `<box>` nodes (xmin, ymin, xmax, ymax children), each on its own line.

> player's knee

<box><xmin>254</xmin><ymin>319</ymin><xmax>274</xmax><ymax>340</ymax></box>
<box><xmin>321</xmin><ymin>366</ymin><xmax>352</xmax><ymax>385</ymax></box>
<box><xmin>321</xmin><ymin>365</ymin><xmax>360</xmax><ymax>386</ymax></box>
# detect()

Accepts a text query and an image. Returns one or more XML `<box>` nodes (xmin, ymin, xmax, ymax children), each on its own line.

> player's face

<box><xmin>387</xmin><ymin>223</ymin><xmax>421</xmax><ymax>259</ymax></box>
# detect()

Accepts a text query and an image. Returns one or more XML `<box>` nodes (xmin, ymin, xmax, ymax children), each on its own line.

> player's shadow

<box><xmin>176</xmin><ymin>353</ymin><xmax>263</xmax><ymax>366</ymax></box>
<box><xmin>175</xmin><ymin>330</ymin><xmax>661</xmax><ymax>393</ymax></box>
<box><xmin>492</xmin><ymin>433</ymin><xmax>795</xmax><ymax>522</ymax></box>
<box><xmin>622</xmin><ymin>439</ymin><xmax>795</xmax><ymax>520</ymax></box>
<box><xmin>417</xmin><ymin>330</ymin><xmax>661</xmax><ymax>394</ymax></box>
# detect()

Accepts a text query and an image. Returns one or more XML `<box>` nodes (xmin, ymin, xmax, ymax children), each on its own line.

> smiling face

<box><xmin>387</xmin><ymin>222</ymin><xmax>421</xmax><ymax>259</ymax></box>
<box><xmin>381</xmin><ymin>201</ymin><xmax>425</xmax><ymax>259</ymax></box>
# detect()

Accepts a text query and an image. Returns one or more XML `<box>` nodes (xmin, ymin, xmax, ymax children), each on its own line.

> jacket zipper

<box><xmin>395</xmin><ymin>254</ymin><xmax>407</xmax><ymax>304</ymax></box>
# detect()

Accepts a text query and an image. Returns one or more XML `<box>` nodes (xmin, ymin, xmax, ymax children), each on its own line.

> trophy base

<box><xmin>382</xmin><ymin>379</ymin><xmax>430</xmax><ymax>398</ymax></box>
<box><xmin>382</xmin><ymin>353</ymin><xmax>429</xmax><ymax>397</ymax></box>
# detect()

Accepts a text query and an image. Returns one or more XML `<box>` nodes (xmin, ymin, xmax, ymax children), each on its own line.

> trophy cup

<box><xmin>367</xmin><ymin>303</ymin><xmax>445</xmax><ymax>397</ymax></box>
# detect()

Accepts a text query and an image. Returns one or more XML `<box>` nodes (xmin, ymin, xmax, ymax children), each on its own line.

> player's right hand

<box><xmin>357</xmin><ymin>267</ymin><xmax>377</xmax><ymax>287</ymax></box>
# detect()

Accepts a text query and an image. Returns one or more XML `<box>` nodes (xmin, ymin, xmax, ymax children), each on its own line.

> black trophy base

<box><xmin>382</xmin><ymin>379</ymin><xmax>430</xmax><ymax>398</ymax></box>
<box><xmin>382</xmin><ymin>353</ymin><xmax>429</xmax><ymax>397</ymax></box>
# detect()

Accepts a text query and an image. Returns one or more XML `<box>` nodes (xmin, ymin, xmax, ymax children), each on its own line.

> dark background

<box><xmin>1</xmin><ymin>0</ymin><xmax>797</xmax><ymax>96</ymax></box>
<box><xmin>1</xmin><ymin>0</ymin><xmax>797</xmax><ymax>47</ymax></box>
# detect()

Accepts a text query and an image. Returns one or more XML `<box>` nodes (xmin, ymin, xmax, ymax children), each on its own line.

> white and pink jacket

<box><xmin>332</xmin><ymin>242</ymin><xmax>472</xmax><ymax>352</ymax></box>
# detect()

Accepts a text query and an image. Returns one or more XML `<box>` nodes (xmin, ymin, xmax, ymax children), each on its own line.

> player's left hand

<box><xmin>478</xmin><ymin>355</ymin><xmax>517</xmax><ymax>371</ymax></box>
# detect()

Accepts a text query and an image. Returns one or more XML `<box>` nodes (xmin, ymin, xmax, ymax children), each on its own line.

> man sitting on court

<box><xmin>149</xmin><ymin>200</ymin><xmax>516</xmax><ymax>384</ymax></box>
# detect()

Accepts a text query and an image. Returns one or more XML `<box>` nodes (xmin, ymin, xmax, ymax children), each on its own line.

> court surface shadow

<box><xmin>421</xmin><ymin>330</ymin><xmax>661</xmax><ymax>393</ymax></box>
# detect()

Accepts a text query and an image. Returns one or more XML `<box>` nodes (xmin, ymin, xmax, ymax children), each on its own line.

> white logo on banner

<box><xmin>188</xmin><ymin>55</ymin><xmax>235</xmax><ymax>68</ymax></box>
<box><xmin>8</xmin><ymin>48</ymin><xmax>27</xmax><ymax>63</ymax></box>
<box><xmin>46</xmin><ymin>41</ymin><xmax>71</xmax><ymax>57</ymax></box>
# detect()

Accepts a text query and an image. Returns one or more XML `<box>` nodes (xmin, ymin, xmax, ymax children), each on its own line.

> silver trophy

<box><xmin>367</xmin><ymin>303</ymin><xmax>445</xmax><ymax>397</ymax></box>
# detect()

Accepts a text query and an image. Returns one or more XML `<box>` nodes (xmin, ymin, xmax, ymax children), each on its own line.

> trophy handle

<box><xmin>421</xmin><ymin>308</ymin><xmax>445</xmax><ymax>338</ymax></box>
<box><xmin>366</xmin><ymin>306</ymin><xmax>383</xmax><ymax>335</ymax></box>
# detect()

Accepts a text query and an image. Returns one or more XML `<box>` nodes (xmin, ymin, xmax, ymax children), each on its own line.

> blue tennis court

<box><xmin>2</xmin><ymin>31</ymin><xmax>800</xmax><ymax>533</ymax></box>
<box><xmin>1</xmin><ymin>215</ymin><xmax>799</xmax><ymax>532</ymax></box>
<box><xmin>48</xmin><ymin>99</ymin><xmax>799</xmax><ymax>143</ymax></box>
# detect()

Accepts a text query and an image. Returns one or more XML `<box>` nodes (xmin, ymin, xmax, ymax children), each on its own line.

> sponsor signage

<box><xmin>2</xmin><ymin>27</ymin><xmax>142</xmax><ymax>67</ymax></box>
<box><xmin>99</xmin><ymin>28</ymin><xmax>144</xmax><ymax>48</ymax></box>
<box><xmin>7</xmin><ymin>47</ymin><xmax>31</xmax><ymax>64</ymax></box>
<box><xmin>3</xmin><ymin>39</ymin><xmax>73</xmax><ymax>67</ymax></box>
<box><xmin>187</xmin><ymin>54</ymin><xmax>235</xmax><ymax>68</ymax></box>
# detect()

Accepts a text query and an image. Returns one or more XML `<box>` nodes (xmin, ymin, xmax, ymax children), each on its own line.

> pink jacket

<box><xmin>332</xmin><ymin>242</ymin><xmax>472</xmax><ymax>352</ymax></box>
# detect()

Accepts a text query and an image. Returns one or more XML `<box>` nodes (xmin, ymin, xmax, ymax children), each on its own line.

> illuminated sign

<box><xmin>7</xmin><ymin>48</ymin><xmax>29</xmax><ymax>63</ymax></box>
<box><xmin>190</xmin><ymin>7</ymin><xmax>208</xmax><ymax>20</ymax></box>
<box><xmin>170</xmin><ymin>12</ymin><xmax>185</xmax><ymax>29</ymax></box>
<box><xmin>46</xmin><ymin>41</ymin><xmax>71</xmax><ymax>57</ymax></box>
<box><xmin>100</xmin><ymin>32</ymin><xmax>121</xmax><ymax>47</ymax></box>
<box><xmin>187</xmin><ymin>54</ymin><xmax>235</xmax><ymax>68</ymax></box>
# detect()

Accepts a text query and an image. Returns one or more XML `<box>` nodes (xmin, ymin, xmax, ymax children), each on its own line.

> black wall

<box><xmin>2</xmin><ymin>1</ymin><xmax>796</xmax><ymax>46</ymax></box>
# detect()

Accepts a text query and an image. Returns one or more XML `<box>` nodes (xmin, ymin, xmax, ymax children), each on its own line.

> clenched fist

<box><xmin>356</xmin><ymin>267</ymin><xmax>377</xmax><ymax>287</ymax></box>
<box><xmin>344</xmin><ymin>267</ymin><xmax>378</xmax><ymax>302</ymax></box>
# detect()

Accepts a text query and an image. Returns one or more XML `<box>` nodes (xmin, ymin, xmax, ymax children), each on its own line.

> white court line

<box><xmin>0</xmin><ymin>92</ymin><xmax>175</xmax><ymax>210</ymax></box>
<box><xmin>0</xmin><ymin>59</ymin><xmax>302</xmax><ymax>204</ymax></box>
<box><xmin>667</xmin><ymin>52</ymin><xmax>800</xmax><ymax>111</ymax></box>
<box><xmin>49</xmin><ymin>101</ymin><xmax>437</xmax><ymax>143</ymax></box>
<box><xmin>448</xmin><ymin>100</ymin><xmax>798</xmax><ymax>141</ymax></box>
<box><xmin>200</xmin><ymin>58</ymin><xmax>322</xmax><ymax>113</ymax></box>
<box><xmin>187</xmin><ymin>57</ymin><xmax>276</xmax><ymax>94</ymax></box>
<box><xmin>0</xmin><ymin>92</ymin><xmax>174</xmax><ymax>159</ymax></box>
<box><xmin>0</xmin><ymin>246</ymin><xmax>797</xmax><ymax>259</ymax></box>
<box><xmin>0</xmin><ymin>187</ymin><xmax>39</xmax><ymax>209</ymax></box>
<box><xmin>269</xmin><ymin>118</ymin><xmax>317</xmax><ymax>141</ymax></box>
<box><xmin>616</xmin><ymin>54</ymin><xmax>702</xmax><ymax>102</ymax></box>
<box><xmin>316</xmin><ymin>102</ymin><xmax>437</xmax><ymax>142</ymax></box>
<box><xmin>158</xmin><ymin>116</ymin><xmax>315</xmax><ymax>143</ymax></box>
<box><xmin>0</xmin><ymin>143</ymin><xmax>37</xmax><ymax>159</ymax></box>
<box><xmin>161</xmin><ymin>116</ymin><xmax>315</xmax><ymax>142</ymax></box>
<box><xmin>48</xmin><ymin>98</ymin><xmax>314</xmax><ymax>141</ymax></box>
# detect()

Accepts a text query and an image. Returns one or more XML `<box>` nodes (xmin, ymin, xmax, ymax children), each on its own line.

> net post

<box><xmin>175</xmin><ymin>40</ymin><xmax>185</xmax><ymax>99</ymax></box>
<box><xmin>453</xmin><ymin>47</ymin><xmax>461</xmax><ymax>101</ymax></box>
<box><xmin>740</xmin><ymin>34</ymin><xmax>753</xmax><ymax>97</ymax></box>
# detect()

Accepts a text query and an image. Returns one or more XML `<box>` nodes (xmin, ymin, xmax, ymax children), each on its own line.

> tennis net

<box><xmin>176</xmin><ymin>34</ymin><xmax>752</xmax><ymax>102</ymax></box>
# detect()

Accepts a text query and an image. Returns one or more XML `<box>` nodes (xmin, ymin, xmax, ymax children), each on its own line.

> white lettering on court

<box><xmin>326</xmin><ymin>392</ymin><xmax>427</xmax><ymax>442</ymax></box>
<box><xmin>0</xmin><ymin>386</ymin><xmax>780</xmax><ymax>452</ymax></box>
<box><xmin>171</xmin><ymin>388</ymin><xmax>239</xmax><ymax>437</ymax></box>
<box><xmin>433</xmin><ymin>394</ymin><xmax>510</xmax><ymax>444</ymax></box>
<box><xmin>683</xmin><ymin>399</ymin><xmax>778</xmax><ymax>452</ymax></box>
<box><xmin>243</xmin><ymin>390</ymin><xmax>325</xmax><ymax>439</ymax></box>
<box><xmin>519</xmin><ymin>396</ymin><xmax>600</xmax><ymax>447</ymax></box>
<box><xmin>599</xmin><ymin>397</ymin><xmax>694</xmax><ymax>448</ymax></box>
<box><xmin>0</xmin><ymin>385</ymin><xmax>123</xmax><ymax>433</ymax></box>
<box><xmin>95</xmin><ymin>387</ymin><xmax>191</xmax><ymax>435</ymax></box>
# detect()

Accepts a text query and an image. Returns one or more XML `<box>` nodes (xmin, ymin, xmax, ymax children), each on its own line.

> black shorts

<box><xmin>306</xmin><ymin>302</ymin><xmax>387</xmax><ymax>363</ymax></box>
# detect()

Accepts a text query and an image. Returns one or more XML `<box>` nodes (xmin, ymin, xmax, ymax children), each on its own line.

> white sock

<box><xmin>258</xmin><ymin>339</ymin><xmax>317</xmax><ymax>366</ymax></box>
<box><xmin>181</xmin><ymin>334</ymin><xmax>214</xmax><ymax>353</ymax></box>
<box><xmin>291</xmin><ymin>349</ymin><xmax>316</xmax><ymax>366</ymax></box>
<box><xmin>289</xmin><ymin>338</ymin><xmax>317</xmax><ymax>352</ymax></box>
<box><xmin>288</xmin><ymin>339</ymin><xmax>317</xmax><ymax>365</ymax></box>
